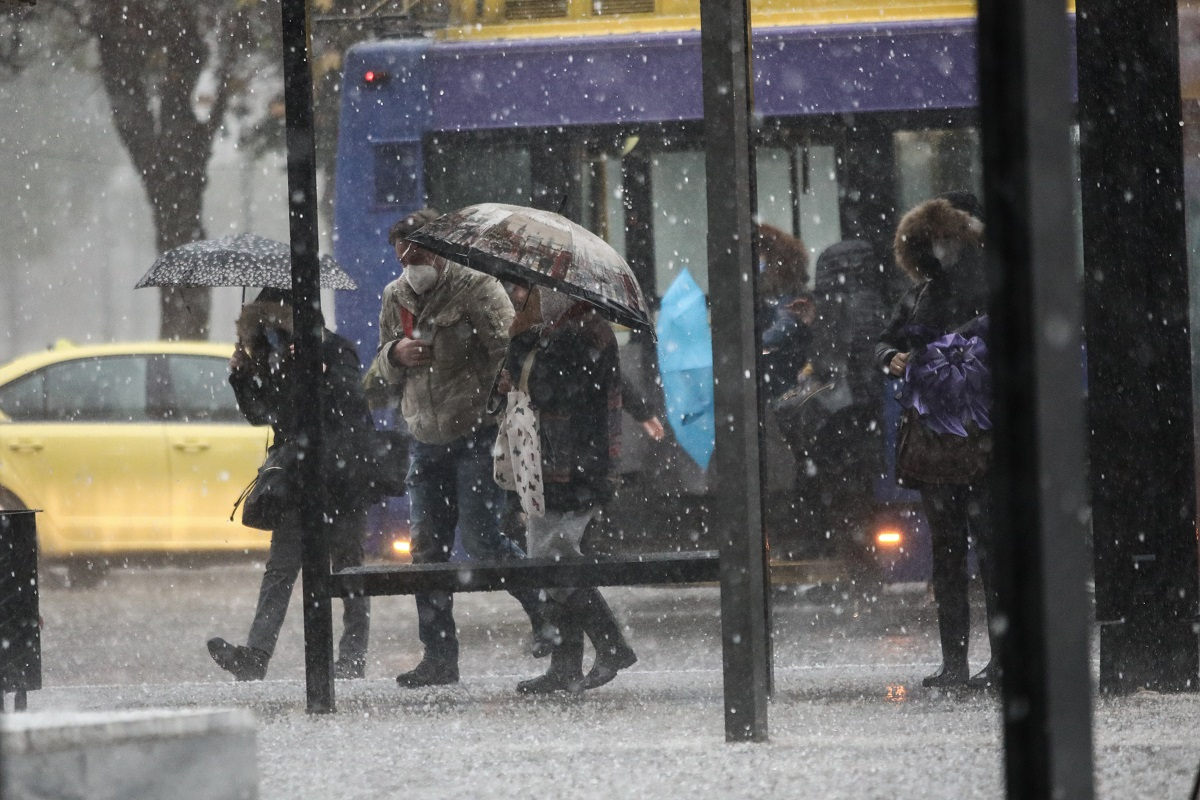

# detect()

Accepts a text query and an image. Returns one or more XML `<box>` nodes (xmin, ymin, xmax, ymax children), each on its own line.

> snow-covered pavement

<box><xmin>21</xmin><ymin>565</ymin><xmax>1200</xmax><ymax>799</ymax></box>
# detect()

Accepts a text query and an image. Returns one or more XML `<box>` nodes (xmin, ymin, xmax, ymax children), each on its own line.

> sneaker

<box><xmin>207</xmin><ymin>638</ymin><xmax>268</xmax><ymax>681</ymax></box>
<box><xmin>334</xmin><ymin>657</ymin><xmax>365</xmax><ymax>680</ymax></box>
<box><xmin>395</xmin><ymin>658</ymin><xmax>459</xmax><ymax>688</ymax></box>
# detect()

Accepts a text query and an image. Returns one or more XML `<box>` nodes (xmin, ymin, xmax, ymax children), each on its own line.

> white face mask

<box><xmin>403</xmin><ymin>263</ymin><xmax>439</xmax><ymax>294</ymax></box>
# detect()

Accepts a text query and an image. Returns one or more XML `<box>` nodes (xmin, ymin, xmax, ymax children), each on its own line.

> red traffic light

<box><xmin>363</xmin><ymin>70</ymin><xmax>390</xmax><ymax>87</ymax></box>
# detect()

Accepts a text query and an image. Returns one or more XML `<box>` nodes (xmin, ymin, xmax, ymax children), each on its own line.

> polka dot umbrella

<box><xmin>404</xmin><ymin>203</ymin><xmax>651</xmax><ymax>332</ymax></box>
<box><xmin>134</xmin><ymin>233</ymin><xmax>357</xmax><ymax>291</ymax></box>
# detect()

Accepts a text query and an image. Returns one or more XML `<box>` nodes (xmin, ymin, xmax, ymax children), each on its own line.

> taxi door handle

<box><xmin>172</xmin><ymin>440</ymin><xmax>211</xmax><ymax>454</ymax></box>
<box><xmin>8</xmin><ymin>439</ymin><xmax>44</xmax><ymax>453</ymax></box>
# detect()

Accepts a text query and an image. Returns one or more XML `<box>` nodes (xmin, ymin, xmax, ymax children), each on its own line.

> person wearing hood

<box><xmin>499</xmin><ymin>283</ymin><xmax>637</xmax><ymax>694</ymax></box>
<box><xmin>876</xmin><ymin>191</ymin><xmax>998</xmax><ymax>690</ymax></box>
<box><xmin>369</xmin><ymin>209</ymin><xmax>552</xmax><ymax>688</ymax></box>
<box><xmin>207</xmin><ymin>288</ymin><xmax>373</xmax><ymax>681</ymax></box>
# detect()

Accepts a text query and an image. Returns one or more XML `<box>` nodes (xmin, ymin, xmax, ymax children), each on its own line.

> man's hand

<box><xmin>888</xmin><ymin>351</ymin><xmax>911</xmax><ymax>377</ymax></box>
<box><xmin>389</xmin><ymin>337</ymin><xmax>433</xmax><ymax>368</ymax></box>
<box><xmin>641</xmin><ymin>416</ymin><xmax>666</xmax><ymax>442</ymax></box>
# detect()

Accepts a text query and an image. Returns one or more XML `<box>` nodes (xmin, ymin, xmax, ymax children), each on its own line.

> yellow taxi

<box><xmin>0</xmin><ymin>341</ymin><xmax>271</xmax><ymax>583</ymax></box>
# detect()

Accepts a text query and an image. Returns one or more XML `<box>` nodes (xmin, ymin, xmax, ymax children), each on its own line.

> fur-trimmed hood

<box><xmin>236</xmin><ymin>300</ymin><xmax>293</xmax><ymax>356</ymax></box>
<box><xmin>893</xmin><ymin>197</ymin><xmax>985</xmax><ymax>282</ymax></box>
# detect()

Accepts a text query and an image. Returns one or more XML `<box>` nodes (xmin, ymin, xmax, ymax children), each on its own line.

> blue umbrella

<box><xmin>655</xmin><ymin>270</ymin><xmax>715</xmax><ymax>470</ymax></box>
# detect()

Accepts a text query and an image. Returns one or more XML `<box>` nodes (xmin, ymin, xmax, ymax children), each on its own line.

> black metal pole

<box><xmin>1077</xmin><ymin>0</ymin><xmax>1200</xmax><ymax>696</ymax></box>
<box><xmin>976</xmin><ymin>1</ymin><xmax>1095</xmax><ymax>797</ymax></box>
<box><xmin>699</xmin><ymin>0</ymin><xmax>770</xmax><ymax>743</ymax></box>
<box><xmin>281</xmin><ymin>0</ymin><xmax>336</xmax><ymax>714</ymax></box>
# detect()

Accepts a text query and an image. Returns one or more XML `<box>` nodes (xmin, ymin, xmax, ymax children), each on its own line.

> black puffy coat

<box><xmin>876</xmin><ymin>196</ymin><xmax>988</xmax><ymax>370</ymax></box>
<box><xmin>808</xmin><ymin>240</ymin><xmax>889</xmax><ymax>403</ymax></box>
<box><xmin>229</xmin><ymin>301</ymin><xmax>374</xmax><ymax>510</ymax></box>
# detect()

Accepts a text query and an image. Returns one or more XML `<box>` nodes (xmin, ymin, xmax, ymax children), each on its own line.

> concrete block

<box><xmin>1</xmin><ymin>707</ymin><xmax>257</xmax><ymax>800</ymax></box>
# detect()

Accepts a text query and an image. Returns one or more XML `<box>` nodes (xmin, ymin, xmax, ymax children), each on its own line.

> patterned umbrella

<box><xmin>134</xmin><ymin>234</ymin><xmax>357</xmax><ymax>291</ymax></box>
<box><xmin>404</xmin><ymin>203</ymin><xmax>651</xmax><ymax>332</ymax></box>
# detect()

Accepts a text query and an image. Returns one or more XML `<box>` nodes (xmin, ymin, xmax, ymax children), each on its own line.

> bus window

<box><xmin>425</xmin><ymin>136</ymin><xmax>532</xmax><ymax>211</ymax></box>
<box><xmin>651</xmin><ymin>150</ymin><xmax>709</xmax><ymax>294</ymax></box>
<box><xmin>894</xmin><ymin>128</ymin><xmax>983</xmax><ymax>215</ymax></box>
<box><xmin>581</xmin><ymin>153</ymin><xmax>627</xmax><ymax>258</ymax></box>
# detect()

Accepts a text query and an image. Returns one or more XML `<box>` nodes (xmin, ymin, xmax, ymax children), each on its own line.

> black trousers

<box><xmin>247</xmin><ymin>507</ymin><xmax>370</xmax><ymax>663</ymax></box>
<box><xmin>920</xmin><ymin>481</ymin><xmax>996</xmax><ymax>665</ymax></box>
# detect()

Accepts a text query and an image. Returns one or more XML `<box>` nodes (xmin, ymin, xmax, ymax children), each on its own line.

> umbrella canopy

<box><xmin>655</xmin><ymin>269</ymin><xmax>714</xmax><ymax>470</ymax></box>
<box><xmin>134</xmin><ymin>234</ymin><xmax>357</xmax><ymax>291</ymax></box>
<box><xmin>404</xmin><ymin>203</ymin><xmax>651</xmax><ymax>332</ymax></box>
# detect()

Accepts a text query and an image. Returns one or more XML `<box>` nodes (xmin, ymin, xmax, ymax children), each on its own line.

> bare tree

<box><xmin>2</xmin><ymin>1</ymin><xmax>277</xmax><ymax>339</ymax></box>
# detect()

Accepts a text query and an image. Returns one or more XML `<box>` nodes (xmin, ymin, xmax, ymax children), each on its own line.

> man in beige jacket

<box><xmin>370</xmin><ymin>209</ymin><xmax>551</xmax><ymax>688</ymax></box>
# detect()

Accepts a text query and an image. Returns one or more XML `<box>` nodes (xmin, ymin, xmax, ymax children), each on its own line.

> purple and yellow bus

<box><xmin>330</xmin><ymin>0</ymin><xmax>1040</xmax><ymax>584</ymax></box>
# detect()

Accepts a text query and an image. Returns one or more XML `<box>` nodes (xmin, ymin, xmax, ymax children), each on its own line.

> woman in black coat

<box><xmin>500</xmin><ymin>285</ymin><xmax>638</xmax><ymax>694</ymax></box>
<box><xmin>876</xmin><ymin>191</ymin><xmax>998</xmax><ymax>690</ymax></box>
<box><xmin>207</xmin><ymin>288</ymin><xmax>375</xmax><ymax>681</ymax></box>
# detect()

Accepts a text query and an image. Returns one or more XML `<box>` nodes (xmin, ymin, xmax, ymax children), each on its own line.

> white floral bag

<box><xmin>493</xmin><ymin>350</ymin><xmax>545</xmax><ymax>517</ymax></box>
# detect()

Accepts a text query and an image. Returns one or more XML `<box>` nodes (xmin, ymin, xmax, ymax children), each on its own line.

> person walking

<box><xmin>876</xmin><ymin>191</ymin><xmax>998</xmax><ymax>690</ymax></box>
<box><xmin>370</xmin><ymin>209</ymin><xmax>553</xmax><ymax>688</ymax></box>
<box><xmin>499</xmin><ymin>284</ymin><xmax>638</xmax><ymax>694</ymax></box>
<box><xmin>208</xmin><ymin>288</ymin><xmax>373</xmax><ymax>681</ymax></box>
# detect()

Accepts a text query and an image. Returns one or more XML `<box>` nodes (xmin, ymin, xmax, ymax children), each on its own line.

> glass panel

<box><xmin>0</xmin><ymin>373</ymin><xmax>45</xmax><ymax>421</ymax></box>
<box><xmin>651</xmin><ymin>150</ymin><xmax>708</xmax><ymax>294</ymax></box>
<box><xmin>425</xmin><ymin>137</ymin><xmax>532</xmax><ymax>211</ymax></box>
<box><xmin>42</xmin><ymin>356</ymin><xmax>148</xmax><ymax>423</ymax></box>
<box><xmin>166</xmin><ymin>355</ymin><xmax>244</xmax><ymax>424</ymax></box>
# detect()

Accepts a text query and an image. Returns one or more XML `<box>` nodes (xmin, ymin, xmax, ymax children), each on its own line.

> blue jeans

<box><xmin>407</xmin><ymin>426</ymin><xmax>544</xmax><ymax>663</ymax></box>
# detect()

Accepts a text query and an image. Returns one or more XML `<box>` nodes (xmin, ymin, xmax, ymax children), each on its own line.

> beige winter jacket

<box><xmin>368</xmin><ymin>260</ymin><xmax>514</xmax><ymax>445</ymax></box>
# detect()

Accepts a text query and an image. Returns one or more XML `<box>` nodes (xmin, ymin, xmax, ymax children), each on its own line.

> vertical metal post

<box><xmin>1077</xmin><ymin>0</ymin><xmax>1200</xmax><ymax>695</ymax></box>
<box><xmin>976</xmin><ymin>1</ymin><xmax>1095</xmax><ymax>797</ymax></box>
<box><xmin>281</xmin><ymin>0</ymin><xmax>336</xmax><ymax>714</ymax></box>
<box><xmin>700</xmin><ymin>0</ymin><xmax>770</xmax><ymax>743</ymax></box>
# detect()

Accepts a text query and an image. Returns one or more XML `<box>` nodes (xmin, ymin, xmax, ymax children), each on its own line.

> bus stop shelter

<box><xmin>276</xmin><ymin>0</ymin><xmax>1199</xmax><ymax>796</ymax></box>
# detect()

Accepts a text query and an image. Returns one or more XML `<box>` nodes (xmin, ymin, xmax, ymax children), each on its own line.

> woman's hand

<box><xmin>888</xmin><ymin>351</ymin><xmax>911</xmax><ymax>377</ymax></box>
<box><xmin>496</xmin><ymin>369</ymin><xmax>513</xmax><ymax>394</ymax></box>
<box><xmin>230</xmin><ymin>342</ymin><xmax>251</xmax><ymax>372</ymax></box>
<box><xmin>389</xmin><ymin>337</ymin><xmax>433</xmax><ymax>367</ymax></box>
<box><xmin>786</xmin><ymin>295</ymin><xmax>816</xmax><ymax>326</ymax></box>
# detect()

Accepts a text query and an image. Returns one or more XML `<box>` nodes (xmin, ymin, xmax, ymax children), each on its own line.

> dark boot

<box><xmin>334</xmin><ymin>655</ymin><xmax>365</xmax><ymax>680</ymax></box>
<box><xmin>922</xmin><ymin>611</ymin><xmax>969</xmax><ymax>688</ymax></box>
<box><xmin>207</xmin><ymin>638</ymin><xmax>269</xmax><ymax>682</ymax></box>
<box><xmin>517</xmin><ymin>616</ymin><xmax>584</xmax><ymax>694</ymax></box>
<box><xmin>396</xmin><ymin>656</ymin><xmax>459</xmax><ymax>688</ymax></box>
<box><xmin>966</xmin><ymin>661</ymin><xmax>999</xmax><ymax>691</ymax></box>
<box><xmin>527</xmin><ymin>608</ymin><xmax>560</xmax><ymax>659</ymax></box>
<box><xmin>571</xmin><ymin>588</ymin><xmax>637</xmax><ymax>690</ymax></box>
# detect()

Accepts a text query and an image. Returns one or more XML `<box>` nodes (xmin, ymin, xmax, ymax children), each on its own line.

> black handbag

<box><xmin>895</xmin><ymin>408</ymin><xmax>992</xmax><ymax>486</ymax></box>
<box><xmin>232</xmin><ymin>442</ymin><xmax>298</xmax><ymax>531</ymax></box>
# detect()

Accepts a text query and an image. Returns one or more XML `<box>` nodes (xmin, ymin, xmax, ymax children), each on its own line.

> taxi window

<box><xmin>42</xmin><ymin>356</ymin><xmax>149</xmax><ymax>422</ymax></box>
<box><xmin>0</xmin><ymin>373</ymin><xmax>46</xmax><ymax>421</ymax></box>
<box><xmin>166</xmin><ymin>355</ymin><xmax>243</xmax><ymax>423</ymax></box>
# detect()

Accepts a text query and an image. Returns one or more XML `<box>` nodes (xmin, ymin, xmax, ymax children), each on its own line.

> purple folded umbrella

<box><xmin>898</xmin><ymin>329</ymin><xmax>992</xmax><ymax>437</ymax></box>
